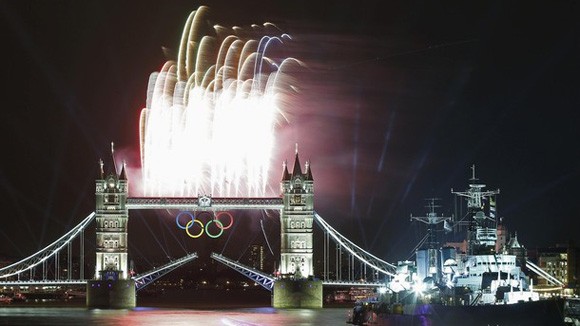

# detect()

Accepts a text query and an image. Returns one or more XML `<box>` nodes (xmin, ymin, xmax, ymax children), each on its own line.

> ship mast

<box><xmin>410</xmin><ymin>198</ymin><xmax>453</xmax><ymax>280</ymax></box>
<box><xmin>451</xmin><ymin>165</ymin><xmax>500</xmax><ymax>255</ymax></box>
<box><xmin>410</xmin><ymin>198</ymin><xmax>453</xmax><ymax>249</ymax></box>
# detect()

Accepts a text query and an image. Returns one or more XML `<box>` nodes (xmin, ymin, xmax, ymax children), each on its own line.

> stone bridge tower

<box><xmin>87</xmin><ymin>146</ymin><xmax>135</xmax><ymax>309</ymax></box>
<box><xmin>280</xmin><ymin>148</ymin><xmax>314</xmax><ymax>278</ymax></box>
<box><xmin>274</xmin><ymin>148</ymin><xmax>321</xmax><ymax>309</ymax></box>
<box><xmin>94</xmin><ymin>159</ymin><xmax>129</xmax><ymax>281</ymax></box>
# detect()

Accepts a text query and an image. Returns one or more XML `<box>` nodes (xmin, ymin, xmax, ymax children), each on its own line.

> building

<box><xmin>248</xmin><ymin>244</ymin><xmax>264</xmax><ymax>271</ymax></box>
<box><xmin>529</xmin><ymin>242</ymin><xmax>578</xmax><ymax>289</ymax></box>
<box><xmin>504</xmin><ymin>232</ymin><xmax>527</xmax><ymax>269</ymax></box>
<box><xmin>496</xmin><ymin>218</ymin><xmax>508</xmax><ymax>253</ymax></box>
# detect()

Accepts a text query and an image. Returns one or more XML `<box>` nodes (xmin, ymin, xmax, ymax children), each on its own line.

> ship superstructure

<box><xmin>446</xmin><ymin>166</ymin><xmax>537</xmax><ymax>304</ymax></box>
<box><xmin>451</xmin><ymin>165</ymin><xmax>500</xmax><ymax>256</ymax></box>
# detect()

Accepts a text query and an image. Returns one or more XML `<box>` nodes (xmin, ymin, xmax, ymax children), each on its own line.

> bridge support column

<box><xmin>87</xmin><ymin>280</ymin><xmax>135</xmax><ymax>309</ymax></box>
<box><xmin>272</xmin><ymin>279</ymin><xmax>322</xmax><ymax>308</ymax></box>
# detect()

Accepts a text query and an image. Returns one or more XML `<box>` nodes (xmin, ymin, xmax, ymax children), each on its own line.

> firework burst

<box><xmin>139</xmin><ymin>6</ymin><xmax>303</xmax><ymax>197</ymax></box>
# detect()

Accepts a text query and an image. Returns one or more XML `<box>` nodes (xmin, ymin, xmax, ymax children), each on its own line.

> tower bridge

<box><xmin>0</xmin><ymin>6</ymin><xmax>403</xmax><ymax>309</ymax></box>
<box><xmin>0</xmin><ymin>149</ymin><xmax>396</xmax><ymax>309</ymax></box>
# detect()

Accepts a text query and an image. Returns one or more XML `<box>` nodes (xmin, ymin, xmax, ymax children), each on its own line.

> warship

<box><xmin>347</xmin><ymin>166</ymin><xmax>566</xmax><ymax>325</ymax></box>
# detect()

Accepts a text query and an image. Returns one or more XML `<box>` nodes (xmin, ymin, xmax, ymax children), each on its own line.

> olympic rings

<box><xmin>176</xmin><ymin>211</ymin><xmax>194</xmax><ymax>229</ymax></box>
<box><xmin>205</xmin><ymin>220</ymin><xmax>223</xmax><ymax>239</ymax></box>
<box><xmin>215</xmin><ymin>212</ymin><xmax>234</xmax><ymax>230</ymax></box>
<box><xmin>185</xmin><ymin>219</ymin><xmax>204</xmax><ymax>238</ymax></box>
<box><xmin>175</xmin><ymin>211</ymin><xmax>233</xmax><ymax>239</ymax></box>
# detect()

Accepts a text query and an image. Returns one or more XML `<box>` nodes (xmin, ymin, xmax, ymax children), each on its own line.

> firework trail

<box><xmin>139</xmin><ymin>6</ymin><xmax>303</xmax><ymax>197</ymax></box>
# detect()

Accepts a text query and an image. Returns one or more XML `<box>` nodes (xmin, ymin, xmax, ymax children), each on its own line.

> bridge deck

<box><xmin>126</xmin><ymin>197</ymin><xmax>283</xmax><ymax>210</ymax></box>
<box><xmin>322</xmin><ymin>280</ymin><xmax>385</xmax><ymax>287</ymax></box>
<box><xmin>0</xmin><ymin>280</ymin><xmax>87</xmax><ymax>286</ymax></box>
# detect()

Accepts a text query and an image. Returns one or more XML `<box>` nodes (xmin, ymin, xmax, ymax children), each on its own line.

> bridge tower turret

<box><xmin>87</xmin><ymin>144</ymin><xmax>135</xmax><ymax>308</ymax></box>
<box><xmin>279</xmin><ymin>147</ymin><xmax>314</xmax><ymax>278</ymax></box>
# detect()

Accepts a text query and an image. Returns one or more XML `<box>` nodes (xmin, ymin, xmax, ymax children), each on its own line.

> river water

<box><xmin>0</xmin><ymin>306</ymin><xmax>348</xmax><ymax>325</ymax></box>
<box><xmin>0</xmin><ymin>289</ymin><xmax>351</xmax><ymax>326</ymax></box>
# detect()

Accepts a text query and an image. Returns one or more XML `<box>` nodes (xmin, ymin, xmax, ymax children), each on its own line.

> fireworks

<box><xmin>139</xmin><ymin>6</ymin><xmax>302</xmax><ymax>197</ymax></box>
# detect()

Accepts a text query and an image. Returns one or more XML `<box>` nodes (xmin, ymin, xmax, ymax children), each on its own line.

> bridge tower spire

<box><xmin>87</xmin><ymin>153</ymin><xmax>135</xmax><ymax>308</ymax></box>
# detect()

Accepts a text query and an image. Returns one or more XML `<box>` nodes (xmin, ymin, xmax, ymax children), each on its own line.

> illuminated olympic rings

<box><xmin>175</xmin><ymin>211</ymin><xmax>234</xmax><ymax>239</ymax></box>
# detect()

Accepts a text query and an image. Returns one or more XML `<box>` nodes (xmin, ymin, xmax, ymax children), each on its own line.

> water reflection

<box><xmin>0</xmin><ymin>307</ymin><xmax>348</xmax><ymax>326</ymax></box>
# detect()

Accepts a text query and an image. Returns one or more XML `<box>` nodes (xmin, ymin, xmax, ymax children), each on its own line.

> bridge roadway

<box><xmin>0</xmin><ymin>279</ymin><xmax>385</xmax><ymax>289</ymax></box>
<box><xmin>322</xmin><ymin>280</ymin><xmax>385</xmax><ymax>288</ymax></box>
<box><xmin>126</xmin><ymin>197</ymin><xmax>283</xmax><ymax>210</ymax></box>
<box><xmin>0</xmin><ymin>280</ymin><xmax>87</xmax><ymax>286</ymax></box>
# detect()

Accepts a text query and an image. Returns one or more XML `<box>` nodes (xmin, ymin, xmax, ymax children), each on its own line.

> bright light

<box><xmin>414</xmin><ymin>280</ymin><xmax>425</xmax><ymax>294</ymax></box>
<box><xmin>389</xmin><ymin>280</ymin><xmax>407</xmax><ymax>293</ymax></box>
<box><xmin>139</xmin><ymin>6</ymin><xmax>303</xmax><ymax>197</ymax></box>
<box><xmin>378</xmin><ymin>287</ymin><xmax>387</xmax><ymax>294</ymax></box>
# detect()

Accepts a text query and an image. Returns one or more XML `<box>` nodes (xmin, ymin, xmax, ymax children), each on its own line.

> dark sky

<box><xmin>0</xmin><ymin>1</ymin><xmax>578</xmax><ymax>268</ymax></box>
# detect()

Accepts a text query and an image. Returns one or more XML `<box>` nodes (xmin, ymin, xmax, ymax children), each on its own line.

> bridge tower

<box><xmin>87</xmin><ymin>154</ymin><xmax>135</xmax><ymax>308</ymax></box>
<box><xmin>274</xmin><ymin>147</ymin><xmax>322</xmax><ymax>308</ymax></box>
<box><xmin>280</xmin><ymin>148</ymin><xmax>314</xmax><ymax>277</ymax></box>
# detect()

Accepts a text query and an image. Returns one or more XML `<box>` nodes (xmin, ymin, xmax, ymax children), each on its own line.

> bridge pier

<box><xmin>272</xmin><ymin>279</ymin><xmax>323</xmax><ymax>308</ymax></box>
<box><xmin>86</xmin><ymin>280</ymin><xmax>136</xmax><ymax>309</ymax></box>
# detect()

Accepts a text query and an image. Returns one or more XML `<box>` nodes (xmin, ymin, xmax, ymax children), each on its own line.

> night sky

<box><xmin>0</xmin><ymin>1</ymin><xmax>577</xmax><ymax>271</ymax></box>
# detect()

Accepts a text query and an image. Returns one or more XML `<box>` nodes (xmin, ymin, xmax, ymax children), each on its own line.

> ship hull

<box><xmin>351</xmin><ymin>298</ymin><xmax>565</xmax><ymax>326</ymax></box>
